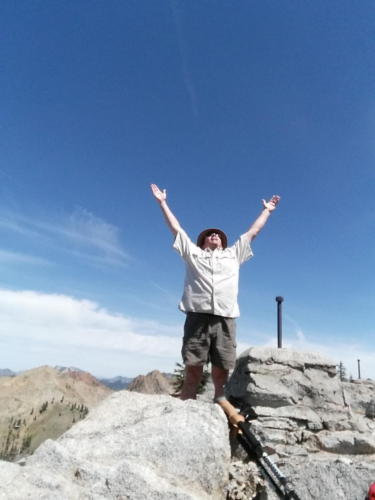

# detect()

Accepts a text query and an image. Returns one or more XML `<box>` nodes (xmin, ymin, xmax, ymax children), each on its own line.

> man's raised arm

<box><xmin>245</xmin><ymin>195</ymin><xmax>280</xmax><ymax>242</ymax></box>
<box><xmin>150</xmin><ymin>184</ymin><xmax>182</xmax><ymax>236</ymax></box>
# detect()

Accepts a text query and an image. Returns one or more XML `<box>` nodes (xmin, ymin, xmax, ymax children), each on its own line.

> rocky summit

<box><xmin>0</xmin><ymin>392</ymin><xmax>230</xmax><ymax>500</ymax></box>
<box><xmin>0</xmin><ymin>348</ymin><xmax>374</xmax><ymax>499</ymax></box>
<box><xmin>226</xmin><ymin>346</ymin><xmax>375</xmax><ymax>499</ymax></box>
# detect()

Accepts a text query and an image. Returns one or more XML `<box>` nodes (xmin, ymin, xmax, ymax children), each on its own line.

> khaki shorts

<box><xmin>182</xmin><ymin>312</ymin><xmax>237</xmax><ymax>370</ymax></box>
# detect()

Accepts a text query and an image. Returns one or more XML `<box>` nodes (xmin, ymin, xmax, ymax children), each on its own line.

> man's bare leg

<box><xmin>180</xmin><ymin>365</ymin><xmax>203</xmax><ymax>400</ymax></box>
<box><xmin>212</xmin><ymin>365</ymin><xmax>229</xmax><ymax>400</ymax></box>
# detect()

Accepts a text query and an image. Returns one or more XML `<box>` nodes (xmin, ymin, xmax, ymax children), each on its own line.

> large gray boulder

<box><xmin>0</xmin><ymin>392</ymin><xmax>230</xmax><ymax>500</ymax></box>
<box><xmin>226</xmin><ymin>347</ymin><xmax>375</xmax><ymax>499</ymax></box>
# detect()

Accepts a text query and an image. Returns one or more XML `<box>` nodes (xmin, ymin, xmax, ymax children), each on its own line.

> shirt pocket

<box><xmin>215</xmin><ymin>253</ymin><xmax>236</xmax><ymax>274</ymax></box>
<box><xmin>188</xmin><ymin>253</ymin><xmax>212</xmax><ymax>276</ymax></box>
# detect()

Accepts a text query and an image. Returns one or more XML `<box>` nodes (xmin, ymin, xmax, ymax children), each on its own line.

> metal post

<box><xmin>275</xmin><ymin>296</ymin><xmax>284</xmax><ymax>348</ymax></box>
<box><xmin>357</xmin><ymin>359</ymin><xmax>361</xmax><ymax>379</ymax></box>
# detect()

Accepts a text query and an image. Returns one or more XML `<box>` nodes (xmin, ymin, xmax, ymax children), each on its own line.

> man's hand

<box><xmin>262</xmin><ymin>195</ymin><xmax>280</xmax><ymax>212</ymax></box>
<box><xmin>151</xmin><ymin>184</ymin><xmax>167</xmax><ymax>203</ymax></box>
<box><xmin>150</xmin><ymin>183</ymin><xmax>181</xmax><ymax>235</ymax></box>
<box><xmin>246</xmin><ymin>194</ymin><xmax>281</xmax><ymax>241</ymax></box>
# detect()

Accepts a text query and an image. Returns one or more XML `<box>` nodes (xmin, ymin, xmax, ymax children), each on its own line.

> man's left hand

<box><xmin>262</xmin><ymin>195</ymin><xmax>280</xmax><ymax>212</ymax></box>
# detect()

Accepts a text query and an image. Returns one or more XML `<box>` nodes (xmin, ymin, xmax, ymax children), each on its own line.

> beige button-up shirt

<box><xmin>173</xmin><ymin>229</ymin><xmax>253</xmax><ymax>318</ymax></box>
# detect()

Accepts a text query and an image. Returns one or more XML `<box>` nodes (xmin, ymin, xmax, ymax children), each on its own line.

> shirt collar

<box><xmin>203</xmin><ymin>247</ymin><xmax>223</xmax><ymax>253</ymax></box>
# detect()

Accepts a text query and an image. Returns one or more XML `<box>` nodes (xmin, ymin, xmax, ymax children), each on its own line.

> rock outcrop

<box><xmin>1</xmin><ymin>348</ymin><xmax>374</xmax><ymax>499</ymax></box>
<box><xmin>226</xmin><ymin>347</ymin><xmax>375</xmax><ymax>499</ymax></box>
<box><xmin>0</xmin><ymin>392</ymin><xmax>230</xmax><ymax>500</ymax></box>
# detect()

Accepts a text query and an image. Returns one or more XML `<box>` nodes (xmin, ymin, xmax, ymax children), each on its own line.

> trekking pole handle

<box><xmin>216</xmin><ymin>399</ymin><xmax>246</xmax><ymax>427</ymax></box>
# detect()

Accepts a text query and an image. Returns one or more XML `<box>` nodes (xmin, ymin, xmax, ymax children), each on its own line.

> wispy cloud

<box><xmin>0</xmin><ymin>207</ymin><xmax>129</xmax><ymax>268</ymax></box>
<box><xmin>0</xmin><ymin>288</ymin><xmax>181</xmax><ymax>375</ymax></box>
<box><xmin>0</xmin><ymin>249</ymin><xmax>51</xmax><ymax>266</ymax></box>
<box><xmin>170</xmin><ymin>0</ymin><xmax>199</xmax><ymax>117</ymax></box>
<box><xmin>0</xmin><ymin>215</ymin><xmax>40</xmax><ymax>239</ymax></box>
<box><xmin>33</xmin><ymin>208</ymin><xmax>127</xmax><ymax>261</ymax></box>
<box><xmin>3</xmin><ymin>287</ymin><xmax>372</xmax><ymax>380</ymax></box>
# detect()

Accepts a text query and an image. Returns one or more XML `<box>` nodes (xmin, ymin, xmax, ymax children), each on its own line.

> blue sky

<box><xmin>1</xmin><ymin>1</ymin><xmax>374</xmax><ymax>378</ymax></box>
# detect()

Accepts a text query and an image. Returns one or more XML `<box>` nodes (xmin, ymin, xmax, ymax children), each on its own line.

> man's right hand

<box><xmin>151</xmin><ymin>184</ymin><xmax>167</xmax><ymax>203</ymax></box>
<box><xmin>150</xmin><ymin>183</ymin><xmax>181</xmax><ymax>235</ymax></box>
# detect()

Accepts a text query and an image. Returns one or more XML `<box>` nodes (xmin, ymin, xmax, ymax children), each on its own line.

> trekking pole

<box><xmin>216</xmin><ymin>399</ymin><xmax>301</xmax><ymax>500</ymax></box>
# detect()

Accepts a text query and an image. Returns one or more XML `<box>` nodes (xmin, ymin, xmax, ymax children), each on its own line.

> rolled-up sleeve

<box><xmin>234</xmin><ymin>234</ymin><xmax>253</xmax><ymax>264</ymax></box>
<box><xmin>173</xmin><ymin>229</ymin><xmax>194</xmax><ymax>259</ymax></box>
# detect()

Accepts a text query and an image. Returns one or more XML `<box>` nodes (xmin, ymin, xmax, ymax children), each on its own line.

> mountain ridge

<box><xmin>0</xmin><ymin>365</ymin><xmax>112</xmax><ymax>461</ymax></box>
<box><xmin>0</xmin><ymin>369</ymin><xmax>16</xmax><ymax>377</ymax></box>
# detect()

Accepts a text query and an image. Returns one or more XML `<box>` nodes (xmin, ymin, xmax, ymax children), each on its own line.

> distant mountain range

<box><xmin>0</xmin><ymin>369</ymin><xmax>16</xmax><ymax>377</ymax></box>
<box><xmin>0</xmin><ymin>365</ymin><xmax>180</xmax><ymax>461</ymax></box>
<box><xmin>98</xmin><ymin>376</ymin><xmax>133</xmax><ymax>390</ymax></box>
<box><xmin>0</xmin><ymin>367</ymin><xmax>134</xmax><ymax>391</ymax></box>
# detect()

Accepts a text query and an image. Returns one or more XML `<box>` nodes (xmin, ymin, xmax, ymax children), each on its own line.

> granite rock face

<box><xmin>0</xmin><ymin>392</ymin><xmax>230</xmax><ymax>500</ymax></box>
<box><xmin>1</xmin><ymin>348</ymin><xmax>374</xmax><ymax>500</ymax></box>
<box><xmin>226</xmin><ymin>347</ymin><xmax>375</xmax><ymax>499</ymax></box>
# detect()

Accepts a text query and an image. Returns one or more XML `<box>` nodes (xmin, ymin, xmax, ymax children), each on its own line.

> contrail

<box><xmin>170</xmin><ymin>0</ymin><xmax>199</xmax><ymax>117</ymax></box>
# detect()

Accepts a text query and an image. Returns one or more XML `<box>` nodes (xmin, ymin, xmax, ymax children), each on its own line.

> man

<box><xmin>151</xmin><ymin>183</ymin><xmax>280</xmax><ymax>401</ymax></box>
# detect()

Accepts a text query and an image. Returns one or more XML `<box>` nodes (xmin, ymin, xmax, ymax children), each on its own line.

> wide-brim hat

<box><xmin>196</xmin><ymin>228</ymin><xmax>228</xmax><ymax>249</ymax></box>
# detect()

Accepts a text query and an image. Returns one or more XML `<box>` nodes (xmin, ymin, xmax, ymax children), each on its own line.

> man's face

<box><xmin>202</xmin><ymin>232</ymin><xmax>222</xmax><ymax>250</ymax></box>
